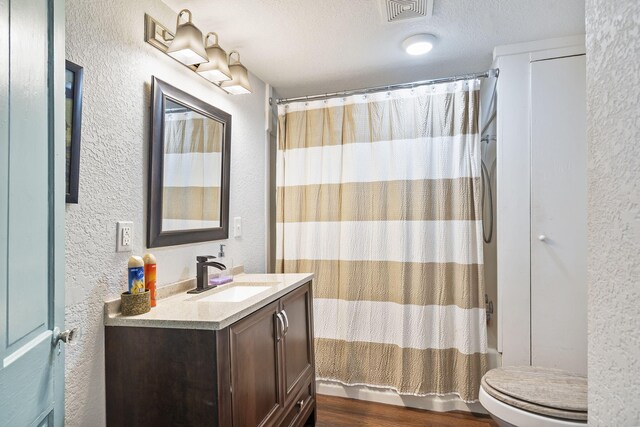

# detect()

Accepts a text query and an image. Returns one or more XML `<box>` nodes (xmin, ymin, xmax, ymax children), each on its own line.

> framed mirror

<box><xmin>147</xmin><ymin>77</ymin><xmax>231</xmax><ymax>247</ymax></box>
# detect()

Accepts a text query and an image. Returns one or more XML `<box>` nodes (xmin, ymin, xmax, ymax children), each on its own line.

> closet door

<box><xmin>530</xmin><ymin>55</ymin><xmax>587</xmax><ymax>375</ymax></box>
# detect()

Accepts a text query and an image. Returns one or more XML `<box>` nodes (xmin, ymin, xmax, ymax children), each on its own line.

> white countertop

<box><xmin>104</xmin><ymin>272</ymin><xmax>313</xmax><ymax>330</ymax></box>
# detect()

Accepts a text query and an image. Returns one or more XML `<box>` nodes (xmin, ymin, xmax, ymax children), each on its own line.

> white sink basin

<box><xmin>197</xmin><ymin>285</ymin><xmax>272</xmax><ymax>303</ymax></box>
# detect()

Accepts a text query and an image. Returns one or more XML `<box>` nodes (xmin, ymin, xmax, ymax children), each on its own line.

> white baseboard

<box><xmin>316</xmin><ymin>381</ymin><xmax>488</xmax><ymax>414</ymax></box>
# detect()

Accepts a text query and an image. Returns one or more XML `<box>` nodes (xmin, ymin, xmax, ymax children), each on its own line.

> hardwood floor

<box><xmin>315</xmin><ymin>394</ymin><xmax>498</xmax><ymax>427</ymax></box>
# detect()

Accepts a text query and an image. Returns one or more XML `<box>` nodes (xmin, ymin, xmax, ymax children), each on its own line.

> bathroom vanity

<box><xmin>104</xmin><ymin>273</ymin><xmax>315</xmax><ymax>427</ymax></box>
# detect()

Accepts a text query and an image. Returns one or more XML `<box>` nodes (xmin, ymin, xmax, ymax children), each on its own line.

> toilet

<box><xmin>479</xmin><ymin>366</ymin><xmax>587</xmax><ymax>427</ymax></box>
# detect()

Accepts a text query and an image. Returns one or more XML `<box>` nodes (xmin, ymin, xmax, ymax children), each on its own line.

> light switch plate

<box><xmin>233</xmin><ymin>217</ymin><xmax>242</xmax><ymax>238</ymax></box>
<box><xmin>116</xmin><ymin>221</ymin><xmax>133</xmax><ymax>252</ymax></box>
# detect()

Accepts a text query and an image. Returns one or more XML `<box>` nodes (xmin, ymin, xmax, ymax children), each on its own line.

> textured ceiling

<box><xmin>163</xmin><ymin>0</ymin><xmax>585</xmax><ymax>98</ymax></box>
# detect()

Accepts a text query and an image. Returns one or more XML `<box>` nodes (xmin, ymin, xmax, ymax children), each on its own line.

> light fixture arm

<box><xmin>229</xmin><ymin>50</ymin><xmax>241</xmax><ymax>65</ymax></box>
<box><xmin>176</xmin><ymin>9</ymin><xmax>193</xmax><ymax>27</ymax></box>
<box><xmin>160</xmin><ymin>28</ymin><xmax>174</xmax><ymax>42</ymax></box>
<box><xmin>205</xmin><ymin>32</ymin><xmax>220</xmax><ymax>48</ymax></box>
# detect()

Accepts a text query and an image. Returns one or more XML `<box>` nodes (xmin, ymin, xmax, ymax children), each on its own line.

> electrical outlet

<box><xmin>122</xmin><ymin>227</ymin><xmax>131</xmax><ymax>246</ymax></box>
<box><xmin>233</xmin><ymin>217</ymin><xmax>242</xmax><ymax>238</ymax></box>
<box><xmin>116</xmin><ymin>221</ymin><xmax>133</xmax><ymax>252</ymax></box>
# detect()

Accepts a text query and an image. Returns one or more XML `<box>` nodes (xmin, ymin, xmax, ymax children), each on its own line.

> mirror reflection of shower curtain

<box><xmin>161</xmin><ymin>108</ymin><xmax>224</xmax><ymax>231</ymax></box>
<box><xmin>276</xmin><ymin>80</ymin><xmax>488</xmax><ymax>402</ymax></box>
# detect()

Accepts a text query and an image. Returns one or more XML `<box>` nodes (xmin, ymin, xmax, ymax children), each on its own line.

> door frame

<box><xmin>51</xmin><ymin>0</ymin><xmax>67</xmax><ymax>424</ymax></box>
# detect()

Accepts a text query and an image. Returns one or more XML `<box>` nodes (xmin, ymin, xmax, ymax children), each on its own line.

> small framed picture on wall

<box><xmin>65</xmin><ymin>60</ymin><xmax>83</xmax><ymax>204</ymax></box>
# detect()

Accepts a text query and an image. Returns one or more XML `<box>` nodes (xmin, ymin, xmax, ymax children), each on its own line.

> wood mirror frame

<box><xmin>147</xmin><ymin>77</ymin><xmax>231</xmax><ymax>248</ymax></box>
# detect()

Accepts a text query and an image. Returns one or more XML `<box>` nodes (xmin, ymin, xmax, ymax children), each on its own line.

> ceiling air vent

<box><xmin>381</xmin><ymin>0</ymin><xmax>433</xmax><ymax>23</ymax></box>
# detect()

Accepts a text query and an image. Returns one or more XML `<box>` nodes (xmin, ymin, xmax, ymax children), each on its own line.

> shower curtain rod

<box><xmin>276</xmin><ymin>68</ymin><xmax>499</xmax><ymax>105</ymax></box>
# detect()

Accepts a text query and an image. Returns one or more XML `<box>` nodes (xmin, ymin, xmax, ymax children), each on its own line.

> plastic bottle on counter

<box><xmin>143</xmin><ymin>253</ymin><xmax>157</xmax><ymax>307</ymax></box>
<box><xmin>128</xmin><ymin>256</ymin><xmax>145</xmax><ymax>294</ymax></box>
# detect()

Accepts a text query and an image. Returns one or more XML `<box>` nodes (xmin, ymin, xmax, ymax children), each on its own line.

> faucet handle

<box><xmin>196</xmin><ymin>255</ymin><xmax>216</xmax><ymax>262</ymax></box>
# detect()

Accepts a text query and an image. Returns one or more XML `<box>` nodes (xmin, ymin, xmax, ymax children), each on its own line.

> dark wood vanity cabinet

<box><xmin>229</xmin><ymin>283</ymin><xmax>315</xmax><ymax>427</ymax></box>
<box><xmin>105</xmin><ymin>281</ymin><xmax>315</xmax><ymax>427</ymax></box>
<box><xmin>229</xmin><ymin>300</ymin><xmax>283</xmax><ymax>426</ymax></box>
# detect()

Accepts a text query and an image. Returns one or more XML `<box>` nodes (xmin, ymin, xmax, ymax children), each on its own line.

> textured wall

<box><xmin>64</xmin><ymin>1</ymin><xmax>267</xmax><ymax>425</ymax></box>
<box><xmin>586</xmin><ymin>0</ymin><xmax>640</xmax><ymax>424</ymax></box>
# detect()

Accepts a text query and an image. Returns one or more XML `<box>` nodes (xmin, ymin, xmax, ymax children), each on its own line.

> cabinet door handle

<box><xmin>296</xmin><ymin>398</ymin><xmax>305</xmax><ymax>412</ymax></box>
<box><xmin>281</xmin><ymin>310</ymin><xmax>289</xmax><ymax>335</ymax></box>
<box><xmin>275</xmin><ymin>313</ymin><xmax>285</xmax><ymax>341</ymax></box>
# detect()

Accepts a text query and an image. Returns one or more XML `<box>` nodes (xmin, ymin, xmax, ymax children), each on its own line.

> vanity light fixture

<box><xmin>220</xmin><ymin>51</ymin><xmax>252</xmax><ymax>95</ymax></box>
<box><xmin>166</xmin><ymin>9</ymin><xmax>208</xmax><ymax>65</ymax></box>
<box><xmin>196</xmin><ymin>33</ymin><xmax>232</xmax><ymax>83</ymax></box>
<box><xmin>144</xmin><ymin>12</ymin><xmax>253</xmax><ymax>95</ymax></box>
<box><xmin>402</xmin><ymin>33</ymin><xmax>437</xmax><ymax>56</ymax></box>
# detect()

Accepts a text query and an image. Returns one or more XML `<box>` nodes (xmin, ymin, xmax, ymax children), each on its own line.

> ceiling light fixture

<box><xmin>221</xmin><ymin>51</ymin><xmax>252</xmax><ymax>95</ymax></box>
<box><xmin>166</xmin><ymin>9</ymin><xmax>208</xmax><ymax>65</ymax></box>
<box><xmin>196</xmin><ymin>32</ymin><xmax>232</xmax><ymax>83</ymax></box>
<box><xmin>402</xmin><ymin>33</ymin><xmax>437</xmax><ymax>56</ymax></box>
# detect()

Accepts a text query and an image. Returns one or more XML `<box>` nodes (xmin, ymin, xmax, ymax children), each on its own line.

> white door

<box><xmin>530</xmin><ymin>55</ymin><xmax>587</xmax><ymax>375</ymax></box>
<box><xmin>0</xmin><ymin>0</ymin><xmax>66</xmax><ymax>425</ymax></box>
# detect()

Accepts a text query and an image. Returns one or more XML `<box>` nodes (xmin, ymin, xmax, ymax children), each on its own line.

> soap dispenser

<box><xmin>207</xmin><ymin>244</ymin><xmax>234</xmax><ymax>287</ymax></box>
<box><xmin>217</xmin><ymin>244</ymin><xmax>229</xmax><ymax>273</ymax></box>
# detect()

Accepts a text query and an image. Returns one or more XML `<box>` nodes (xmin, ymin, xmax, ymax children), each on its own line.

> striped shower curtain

<box><xmin>276</xmin><ymin>79</ymin><xmax>487</xmax><ymax>402</ymax></box>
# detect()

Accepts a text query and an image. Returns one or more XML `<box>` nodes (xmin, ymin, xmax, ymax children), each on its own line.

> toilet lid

<box><xmin>481</xmin><ymin>366</ymin><xmax>587</xmax><ymax>421</ymax></box>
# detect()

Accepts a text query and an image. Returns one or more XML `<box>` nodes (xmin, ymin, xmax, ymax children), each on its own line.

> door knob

<box><xmin>52</xmin><ymin>327</ymin><xmax>80</xmax><ymax>346</ymax></box>
<box><xmin>538</xmin><ymin>234</ymin><xmax>547</xmax><ymax>242</ymax></box>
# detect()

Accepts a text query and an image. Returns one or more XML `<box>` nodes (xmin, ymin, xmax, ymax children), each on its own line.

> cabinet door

<box><xmin>229</xmin><ymin>300</ymin><xmax>283</xmax><ymax>427</ymax></box>
<box><xmin>280</xmin><ymin>282</ymin><xmax>314</xmax><ymax>401</ymax></box>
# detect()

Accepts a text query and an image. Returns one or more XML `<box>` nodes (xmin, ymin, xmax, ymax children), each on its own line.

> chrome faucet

<box><xmin>188</xmin><ymin>255</ymin><xmax>227</xmax><ymax>294</ymax></box>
